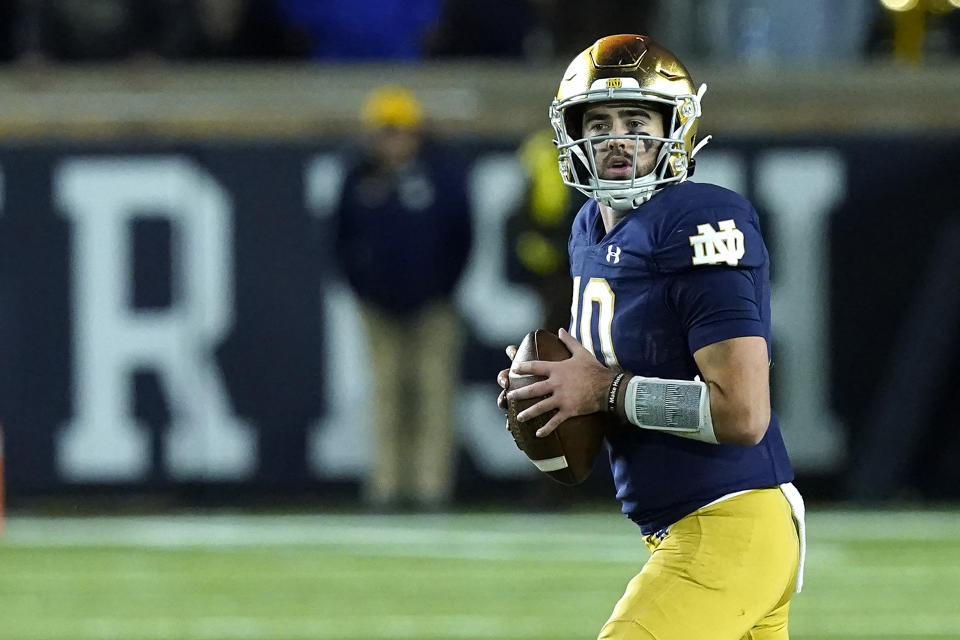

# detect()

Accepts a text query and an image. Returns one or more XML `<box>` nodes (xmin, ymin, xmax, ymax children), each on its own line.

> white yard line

<box><xmin>1</xmin><ymin>511</ymin><xmax>957</xmax><ymax>640</ymax></box>
<box><xmin>39</xmin><ymin>615</ymin><xmax>554</xmax><ymax>640</ymax></box>
<box><xmin>811</xmin><ymin>509</ymin><xmax>960</xmax><ymax>541</ymax></box>
<box><xmin>1</xmin><ymin>510</ymin><xmax>957</xmax><ymax>552</ymax></box>
<box><xmin>793</xmin><ymin>613</ymin><xmax>960</xmax><ymax>636</ymax></box>
<box><xmin>1</xmin><ymin>514</ymin><xmax>637</xmax><ymax>548</ymax></box>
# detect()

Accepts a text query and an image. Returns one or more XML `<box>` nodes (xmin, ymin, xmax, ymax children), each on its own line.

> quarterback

<box><xmin>497</xmin><ymin>35</ymin><xmax>806</xmax><ymax>639</ymax></box>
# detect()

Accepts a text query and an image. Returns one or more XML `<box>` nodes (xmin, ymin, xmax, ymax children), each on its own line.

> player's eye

<box><xmin>587</xmin><ymin>122</ymin><xmax>609</xmax><ymax>134</ymax></box>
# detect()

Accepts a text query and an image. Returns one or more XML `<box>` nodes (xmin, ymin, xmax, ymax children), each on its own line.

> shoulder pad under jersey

<box><xmin>651</xmin><ymin>182</ymin><xmax>767</xmax><ymax>274</ymax></box>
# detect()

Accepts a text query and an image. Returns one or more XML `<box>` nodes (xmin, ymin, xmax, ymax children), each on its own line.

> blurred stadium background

<box><xmin>1</xmin><ymin>0</ymin><xmax>960</xmax><ymax>638</ymax></box>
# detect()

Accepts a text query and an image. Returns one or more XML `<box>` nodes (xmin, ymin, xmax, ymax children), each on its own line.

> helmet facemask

<box><xmin>550</xmin><ymin>84</ymin><xmax>707</xmax><ymax>211</ymax></box>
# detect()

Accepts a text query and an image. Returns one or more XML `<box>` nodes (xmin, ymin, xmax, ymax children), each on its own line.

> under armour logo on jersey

<box><xmin>606</xmin><ymin>245</ymin><xmax>622</xmax><ymax>264</ymax></box>
<box><xmin>689</xmin><ymin>219</ymin><xmax>745</xmax><ymax>266</ymax></box>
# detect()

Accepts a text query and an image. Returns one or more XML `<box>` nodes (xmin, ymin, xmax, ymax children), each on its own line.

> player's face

<box><xmin>581</xmin><ymin>104</ymin><xmax>665</xmax><ymax>180</ymax></box>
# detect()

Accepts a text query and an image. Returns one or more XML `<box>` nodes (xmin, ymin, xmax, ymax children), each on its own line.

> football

<box><xmin>506</xmin><ymin>329</ymin><xmax>609</xmax><ymax>485</ymax></box>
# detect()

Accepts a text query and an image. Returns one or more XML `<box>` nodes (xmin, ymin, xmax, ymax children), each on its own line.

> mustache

<box><xmin>596</xmin><ymin>137</ymin><xmax>661</xmax><ymax>157</ymax></box>
<box><xmin>602</xmin><ymin>151</ymin><xmax>634</xmax><ymax>169</ymax></box>
<box><xmin>600</xmin><ymin>144</ymin><xmax>658</xmax><ymax>168</ymax></box>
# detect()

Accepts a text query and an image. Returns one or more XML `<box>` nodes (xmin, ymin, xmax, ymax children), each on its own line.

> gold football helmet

<box><xmin>550</xmin><ymin>34</ymin><xmax>710</xmax><ymax>210</ymax></box>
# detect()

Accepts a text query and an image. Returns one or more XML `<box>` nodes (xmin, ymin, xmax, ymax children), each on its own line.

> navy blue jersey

<box><xmin>568</xmin><ymin>181</ymin><xmax>794</xmax><ymax>535</ymax></box>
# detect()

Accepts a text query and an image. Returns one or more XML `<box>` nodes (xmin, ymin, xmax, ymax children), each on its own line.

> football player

<box><xmin>496</xmin><ymin>35</ymin><xmax>806</xmax><ymax>639</ymax></box>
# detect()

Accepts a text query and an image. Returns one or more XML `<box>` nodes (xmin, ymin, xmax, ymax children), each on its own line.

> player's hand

<box><xmin>507</xmin><ymin>328</ymin><xmax>615</xmax><ymax>438</ymax></box>
<box><xmin>496</xmin><ymin>344</ymin><xmax>519</xmax><ymax>414</ymax></box>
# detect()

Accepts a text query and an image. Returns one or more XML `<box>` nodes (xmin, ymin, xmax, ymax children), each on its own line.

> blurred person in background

<box><xmin>504</xmin><ymin>129</ymin><xmax>585</xmax><ymax>510</ymax></box>
<box><xmin>543</xmin><ymin>0</ymin><xmax>658</xmax><ymax>59</ymax></box>
<box><xmin>652</xmin><ymin>0</ymin><xmax>876</xmax><ymax>65</ymax></box>
<box><xmin>507</xmin><ymin>129</ymin><xmax>585</xmax><ymax>344</ymax></box>
<box><xmin>0</xmin><ymin>1</ymin><xmax>20</xmax><ymax>62</ymax></box>
<box><xmin>427</xmin><ymin>0</ymin><xmax>536</xmax><ymax>58</ymax></box>
<box><xmin>333</xmin><ymin>86</ymin><xmax>472</xmax><ymax>512</ymax></box>
<box><xmin>10</xmin><ymin>0</ymin><xmax>304</xmax><ymax>63</ymax></box>
<box><xmin>188</xmin><ymin>0</ymin><xmax>308</xmax><ymax>60</ymax></box>
<box><xmin>15</xmin><ymin>0</ymin><xmax>198</xmax><ymax>62</ymax></box>
<box><xmin>427</xmin><ymin>0</ymin><xmax>656</xmax><ymax>61</ymax></box>
<box><xmin>277</xmin><ymin>0</ymin><xmax>440</xmax><ymax>60</ymax></box>
<box><xmin>867</xmin><ymin>0</ymin><xmax>960</xmax><ymax>62</ymax></box>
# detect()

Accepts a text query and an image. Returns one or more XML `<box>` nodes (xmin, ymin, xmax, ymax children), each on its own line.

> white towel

<box><xmin>779</xmin><ymin>482</ymin><xmax>806</xmax><ymax>593</ymax></box>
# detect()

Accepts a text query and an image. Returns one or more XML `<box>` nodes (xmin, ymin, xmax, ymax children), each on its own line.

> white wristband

<box><xmin>623</xmin><ymin>375</ymin><xmax>718</xmax><ymax>444</ymax></box>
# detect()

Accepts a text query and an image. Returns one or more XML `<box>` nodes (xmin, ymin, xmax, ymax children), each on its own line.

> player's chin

<box><xmin>599</xmin><ymin>167</ymin><xmax>635</xmax><ymax>180</ymax></box>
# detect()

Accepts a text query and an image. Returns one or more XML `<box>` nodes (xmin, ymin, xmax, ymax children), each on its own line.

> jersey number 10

<box><xmin>569</xmin><ymin>276</ymin><xmax>620</xmax><ymax>368</ymax></box>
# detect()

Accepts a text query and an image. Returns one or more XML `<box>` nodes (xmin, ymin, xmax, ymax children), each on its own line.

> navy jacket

<box><xmin>334</xmin><ymin>148</ymin><xmax>472</xmax><ymax>316</ymax></box>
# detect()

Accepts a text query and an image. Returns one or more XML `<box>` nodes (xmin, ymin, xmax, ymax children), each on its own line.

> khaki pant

<box><xmin>360</xmin><ymin>301</ymin><xmax>462</xmax><ymax>509</ymax></box>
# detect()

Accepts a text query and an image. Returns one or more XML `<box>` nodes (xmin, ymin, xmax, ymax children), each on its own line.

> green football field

<box><xmin>0</xmin><ymin>508</ymin><xmax>958</xmax><ymax>640</ymax></box>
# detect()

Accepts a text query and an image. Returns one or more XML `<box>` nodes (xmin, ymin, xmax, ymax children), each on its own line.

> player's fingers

<box><xmin>497</xmin><ymin>389</ymin><xmax>507</xmax><ymax>409</ymax></box>
<box><xmin>505</xmin><ymin>345</ymin><xmax>518</xmax><ymax>360</ymax></box>
<box><xmin>559</xmin><ymin>327</ymin><xmax>597</xmax><ymax>362</ymax></box>
<box><xmin>506</xmin><ymin>380</ymin><xmax>551</xmax><ymax>402</ymax></box>
<box><xmin>497</xmin><ymin>368</ymin><xmax>510</xmax><ymax>390</ymax></box>
<box><xmin>536</xmin><ymin>413</ymin><xmax>565</xmax><ymax>438</ymax></box>
<box><xmin>557</xmin><ymin>327</ymin><xmax>579</xmax><ymax>350</ymax></box>
<box><xmin>511</xmin><ymin>360</ymin><xmax>552</xmax><ymax>377</ymax></box>
<box><xmin>517</xmin><ymin>396</ymin><xmax>556</xmax><ymax>422</ymax></box>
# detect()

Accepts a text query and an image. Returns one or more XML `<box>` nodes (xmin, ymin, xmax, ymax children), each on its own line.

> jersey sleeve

<box><xmin>665</xmin><ymin>267</ymin><xmax>766</xmax><ymax>353</ymax></box>
<box><xmin>655</xmin><ymin>189</ymin><xmax>769</xmax><ymax>352</ymax></box>
<box><xmin>651</xmin><ymin>194</ymin><xmax>766</xmax><ymax>274</ymax></box>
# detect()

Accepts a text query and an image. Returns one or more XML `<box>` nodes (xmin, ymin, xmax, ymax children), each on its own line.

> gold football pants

<box><xmin>598</xmin><ymin>487</ymin><xmax>800</xmax><ymax>640</ymax></box>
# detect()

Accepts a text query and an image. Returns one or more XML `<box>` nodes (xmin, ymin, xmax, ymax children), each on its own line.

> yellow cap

<box><xmin>361</xmin><ymin>85</ymin><xmax>423</xmax><ymax>130</ymax></box>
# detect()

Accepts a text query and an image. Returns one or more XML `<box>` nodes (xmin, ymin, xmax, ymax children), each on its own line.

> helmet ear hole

<box><xmin>567</xmin><ymin>141</ymin><xmax>593</xmax><ymax>184</ymax></box>
<box><xmin>660</xmin><ymin>105</ymin><xmax>677</xmax><ymax>135</ymax></box>
<box><xmin>564</xmin><ymin>103</ymin><xmax>586</xmax><ymax>141</ymax></box>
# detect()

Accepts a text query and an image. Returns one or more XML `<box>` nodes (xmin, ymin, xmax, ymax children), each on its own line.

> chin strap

<box><xmin>592</xmin><ymin>169</ymin><xmax>658</xmax><ymax>210</ymax></box>
<box><xmin>602</xmin><ymin>190</ymin><xmax>654</xmax><ymax>210</ymax></box>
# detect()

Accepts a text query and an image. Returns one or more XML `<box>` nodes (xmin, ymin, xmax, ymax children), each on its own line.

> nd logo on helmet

<box><xmin>605</xmin><ymin>78</ymin><xmax>622</xmax><ymax>89</ymax></box>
